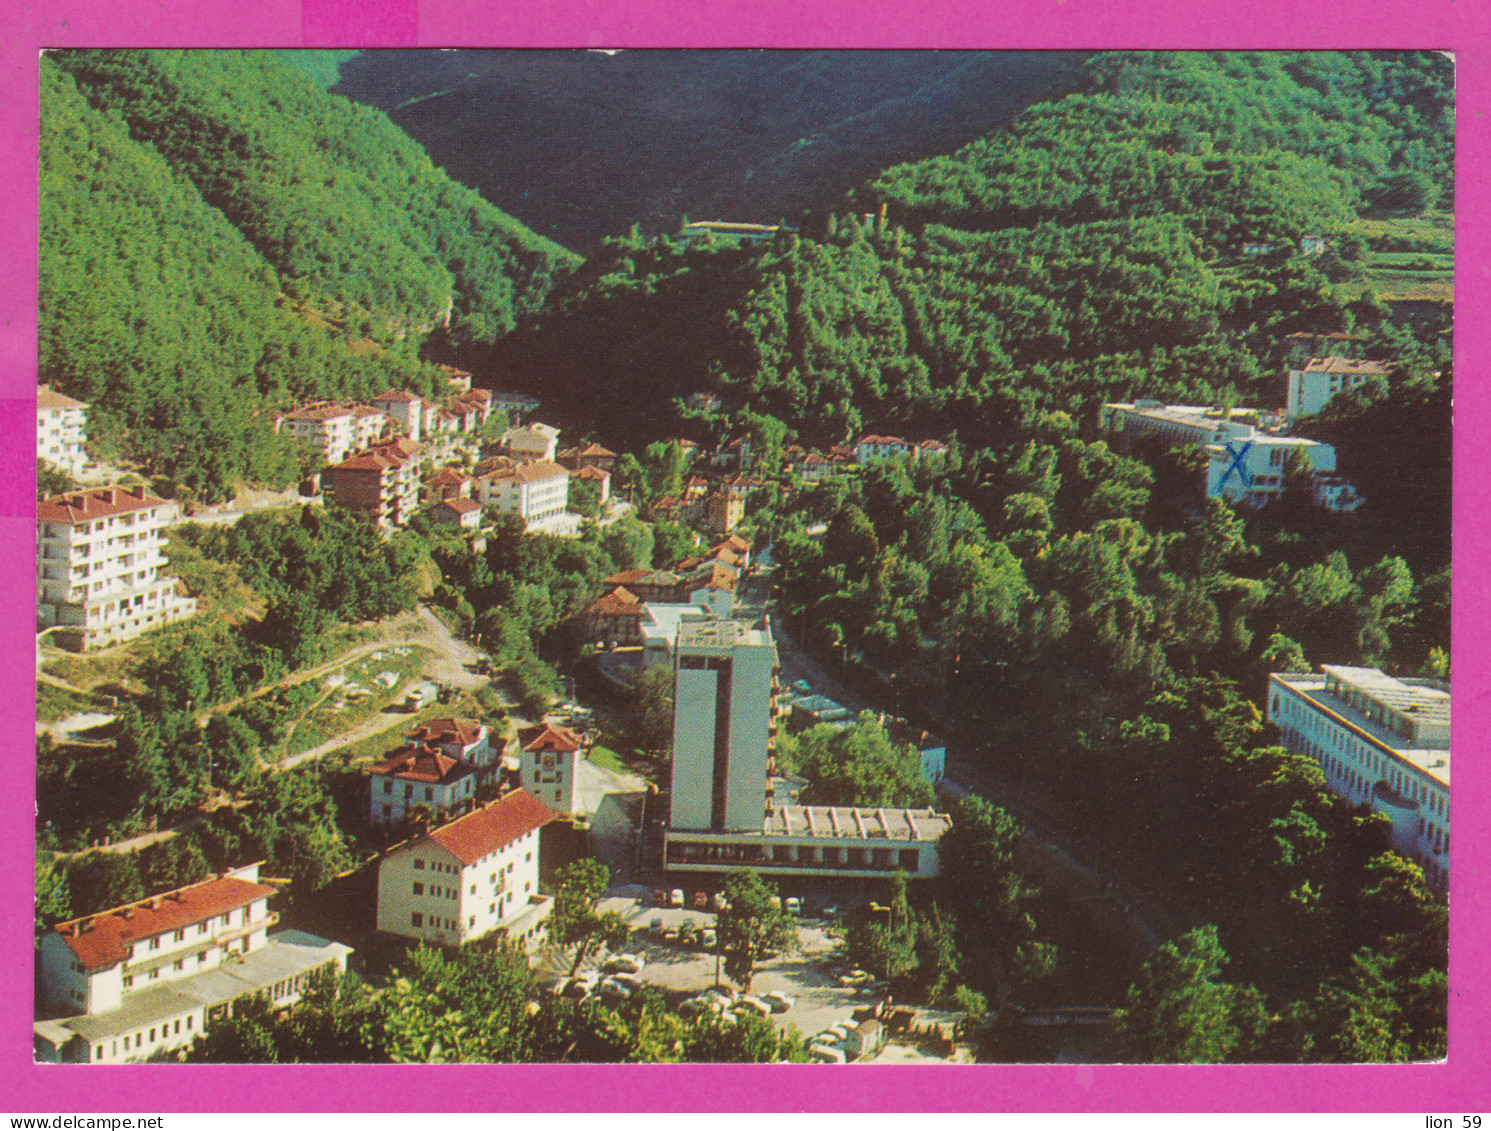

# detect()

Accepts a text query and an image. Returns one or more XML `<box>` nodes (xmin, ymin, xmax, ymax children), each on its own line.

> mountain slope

<box><xmin>332</xmin><ymin>49</ymin><xmax>1086</xmax><ymax>255</ymax></box>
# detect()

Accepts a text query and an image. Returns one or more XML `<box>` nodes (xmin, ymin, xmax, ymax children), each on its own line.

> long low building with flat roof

<box><xmin>1267</xmin><ymin>665</ymin><xmax>1449</xmax><ymax>891</ymax></box>
<box><xmin>666</xmin><ymin>804</ymin><xmax>952</xmax><ymax>878</ymax></box>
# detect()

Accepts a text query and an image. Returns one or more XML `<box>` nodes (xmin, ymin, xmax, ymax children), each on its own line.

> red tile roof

<box><xmin>408</xmin><ymin>718</ymin><xmax>486</xmax><ymax>749</ymax></box>
<box><xmin>38</xmin><ymin>384</ymin><xmax>87</xmax><ymax>411</ymax></box>
<box><xmin>484</xmin><ymin>459</ymin><xmax>569</xmax><ymax>485</ymax></box>
<box><xmin>519</xmin><ymin>722</ymin><xmax>584</xmax><ymax>754</ymax></box>
<box><xmin>38</xmin><ymin>485</ymin><xmax>169</xmax><ymax>525</ymax></box>
<box><xmin>587</xmin><ymin>587</ymin><xmax>646</xmax><ymax>617</ymax></box>
<box><xmin>579</xmin><ymin>442</ymin><xmax>616</xmax><ymax>458</ymax></box>
<box><xmin>369</xmin><ymin>745</ymin><xmax>475</xmax><ymax>786</ymax></box>
<box><xmin>575</xmin><ymin>466</ymin><xmax>610</xmax><ymax>482</ymax></box>
<box><xmin>372</xmin><ymin>389</ymin><xmax>421</xmax><ymax>403</ymax></box>
<box><xmin>53</xmin><ymin>872</ymin><xmax>276</xmax><ymax>971</ymax></box>
<box><xmin>423</xmin><ymin>790</ymin><xmax>556</xmax><ymax>866</ymax></box>
<box><xmin>332</xmin><ymin>437</ymin><xmax>421</xmax><ymax>471</ymax></box>
<box><xmin>437</xmin><ymin>497</ymin><xmax>482</xmax><ymax>516</ymax></box>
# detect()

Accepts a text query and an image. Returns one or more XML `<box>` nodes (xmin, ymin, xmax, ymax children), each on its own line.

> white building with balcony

<box><xmin>34</xmin><ymin>864</ymin><xmax>350</xmax><ymax>1064</ymax></box>
<box><xmin>375</xmin><ymin>790</ymin><xmax>556</xmax><ymax>950</ymax></box>
<box><xmin>1268</xmin><ymin>666</ymin><xmax>1449</xmax><ymax>891</ymax></box>
<box><xmin>37</xmin><ymin>384</ymin><xmax>88</xmax><ymax>477</ymax></box>
<box><xmin>275</xmin><ymin>402</ymin><xmax>390</xmax><ymax>466</ymax></box>
<box><xmin>476</xmin><ymin>459</ymin><xmax>570</xmax><ymax>530</ymax></box>
<box><xmin>37</xmin><ymin>485</ymin><xmax>198</xmax><ymax>651</ymax></box>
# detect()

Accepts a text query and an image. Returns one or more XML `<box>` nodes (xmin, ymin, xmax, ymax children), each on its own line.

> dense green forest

<box><xmin>491</xmin><ymin>51</ymin><xmax>1450</xmax><ymax>463</ymax></box>
<box><xmin>39</xmin><ymin>50</ymin><xmax>577</xmax><ymax>501</ymax></box>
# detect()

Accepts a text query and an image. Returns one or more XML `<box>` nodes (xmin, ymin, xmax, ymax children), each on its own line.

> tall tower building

<box><xmin>669</xmin><ymin>618</ymin><xmax>777</xmax><ymax>833</ymax></box>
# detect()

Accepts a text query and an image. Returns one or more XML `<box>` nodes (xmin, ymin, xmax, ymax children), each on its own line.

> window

<box><xmin>470</xmin><ymin>884</ymin><xmax>477</xmax><ymax>895</ymax></box>
<box><xmin>198</xmin><ymin>952</ymin><xmax>208</xmax><ymax>964</ymax></box>
<box><xmin>150</xmin><ymin>937</ymin><xmax>161</xmax><ymax>951</ymax></box>
<box><xmin>412</xmin><ymin>912</ymin><xmax>424</xmax><ymax>928</ymax></box>
<box><xmin>469</xmin><ymin>915</ymin><xmax>476</xmax><ymax>928</ymax></box>
<box><xmin>174</xmin><ymin>959</ymin><xmax>184</xmax><ymax>971</ymax></box>
<box><xmin>173</xmin><ymin>929</ymin><xmax>185</xmax><ymax>942</ymax></box>
<box><xmin>413</xmin><ymin>882</ymin><xmax>424</xmax><ymax>895</ymax></box>
<box><xmin>123</xmin><ymin>976</ymin><xmax>134</xmax><ymax>989</ymax></box>
<box><xmin>414</xmin><ymin>858</ymin><xmax>425</xmax><ymax>870</ymax></box>
<box><xmin>187</xmin><ymin>1017</ymin><xmax>193</xmax><ymax>1030</ymax></box>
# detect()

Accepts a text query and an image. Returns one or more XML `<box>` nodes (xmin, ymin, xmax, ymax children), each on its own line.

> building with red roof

<box><xmin>368</xmin><ymin>744</ymin><xmax>481</xmax><ymax>826</ymax></box>
<box><xmin>323</xmin><ymin>437</ymin><xmax>423</xmax><ymax>530</ymax></box>
<box><xmin>476</xmin><ymin>458</ymin><xmax>570</xmax><ymax>529</ymax></box>
<box><xmin>375</xmin><ymin>790</ymin><xmax>557</xmax><ymax>950</ymax></box>
<box><xmin>517</xmin><ymin>722</ymin><xmax>588</xmax><ymax>816</ymax></box>
<box><xmin>36</xmin><ymin>864</ymin><xmax>351</xmax><ymax>1065</ymax></box>
<box><xmin>1286</xmin><ymin>355</ymin><xmax>1393</xmax><ymax>421</ymax></box>
<box><xmin>37</xmin><ymin>485</ymin><xmax>198</xmax><ymax>651</ymax></box>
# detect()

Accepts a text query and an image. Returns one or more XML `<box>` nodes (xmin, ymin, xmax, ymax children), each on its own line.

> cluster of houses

<box><xmin>35</xmin><ymin>784</ymin><xmax>558</xmax><ymax>1064</ymax></box>
<box><xmin>581</xmin><ymin>533</ymin><xmax>750</xmax><ymax>648</ymax></box>
<box><xmin>1100</xmin><ymin>347</ymin><xmax>1390</xmax><ymax>512</ymax></box>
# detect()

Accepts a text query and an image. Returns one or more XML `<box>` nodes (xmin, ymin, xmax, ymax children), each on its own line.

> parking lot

<box><xmin>535</xmin><ymin>887</ymin><xmax>967</xmax><ymax>1061</ymax></box>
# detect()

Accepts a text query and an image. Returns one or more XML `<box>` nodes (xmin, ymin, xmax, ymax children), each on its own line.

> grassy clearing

<box><xmin>36</xmin><ymin>681</ymin><xmax>103</xmax><ymax>723</ymax></box>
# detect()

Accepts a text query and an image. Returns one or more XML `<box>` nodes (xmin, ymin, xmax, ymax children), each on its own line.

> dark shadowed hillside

<box><xmin>333</xmin><ymin>49</ymin><xmax>1086</xmax><ymax>254</ymax></box>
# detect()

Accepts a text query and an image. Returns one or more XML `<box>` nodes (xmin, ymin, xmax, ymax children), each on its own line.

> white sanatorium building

<box><xmin>1100</xmin><ymin>401</ymin><xmax>1353</xmax><ymax>510</ymax></box>
<box><xmin>1268</xmin><ymin>666</ymin><xmax>1449</xmax><ymax>891</ymax></box>
<box><xmin>376</xmin><ymin>790</ymin><xmax>556</xmax><ymax>951</ymax></box>
<box><xmin>34</xmin><ymin>864</ymin><xmax>350</xmax><ymax>1064</ymax></box>
<box><xmin>664</xmin><ymin>617</ymin><xmax>952</xmax><ymax>879</ymax></box>
<box><xmin>37</xmin><ymin>485</ymin><xmax>198</xmax><ymax>651</ymax></box>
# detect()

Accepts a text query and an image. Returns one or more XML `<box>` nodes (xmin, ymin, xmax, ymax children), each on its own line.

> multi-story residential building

<box><xmin>37</xmin><ymin>384</ymin><xmax>88</xmax><ymax>477</ymax></box>
<box><xmin>323</xmin><ymin>437</ymin><xmax>422</xmax><ymax>530</ymax></box>
<box><xmin>34</xmin><ymin>865</ymin><xmax>350</xmax><ymax>1064</ymax></box>
<box><xmin>37</xmin><ymin>485</ymin><xmax>198</xmax><ymax>651</ymax></box>
<box><xmin>407</xmin><ymin>718</ymin><xmax>496</xmax><ymax>778</ymax></box>
<box><xmin>476</xmin><ymin>459</ymin><xmax>570</xmax><ymax>530</ymax></box>
<box><xmin>502</xmin><ymin>422</ymin><xmax>560</xmax><ymax>463</ymax></box>
<box><xmin>663</xmin><ymin>617</ymin><xmax>952</xmax><ymax>879</ymax></box>
<box><xmin>368</xmin><ymin>745</ymin><xmax>480</xmax><ymax>826</ymax></box>
<box><xmin>557</xmin><ymin>442</ymin><xmax>617</xmax><ymax>473</ymax></box>
<box><xmin>274</xmin><ymin>402</ymin><xmax>390</xmax><ymax>467</ymax></box>
<box><xmin>518</xmin><ymin>722</ymin><xmax>585</xmax><ymax>815</ymax></box>
<box><xmin>1268</xmin><ymin>665</ymin><xmax>1450</xmax><ymax>891</ymax></box>
<box><xmin>1285</xmin><ymin>356</ymin><xmax>1392</xmax><ymax>421</ymax></box>
<box><xmin>375</xmin><ymin>790</ymin><xmax>556</xmax><ymax>950</ymax></box>
<box><xmin>573</xmin><ymin>464</ymin><xmax>612</xmax><ymax>504</ymax></box>
<box><xmin>432</xmin><ymin>496</ymin><xmax>483</xmax><ymax>530</ymax></box>
<box><xmin>371</xmin><ymin>388</ymin><xmax>435</xmax><ymax>442</ymax></box>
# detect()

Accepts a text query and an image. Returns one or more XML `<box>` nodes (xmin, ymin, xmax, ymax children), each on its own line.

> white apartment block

<box><xmin>376</xmin><ymin>790</ymin><xmax>556</xmax><ymax>950</ymax></box>
<box><xmin>34</xmin><ymin>865</ymin><xmax>350</xmax><ymax>1064</ymax></box>
<box><xmin>371</xmin><ymin>389</ymin><xmax>434</xmax><ymax>442</ymax></box>
<box><xmin>1286</xmin><ymin>356</ymin><xmax>1392</xmax><ymax>421</ymax></box>
<box><xmin>275</xmin><ymin>402</ymin><xmax>390</xmax><ymax>466</ymax></box>
<box><xmin>1268</xmin><ymin>666</ymin><xmax>1449</xmax><ymax>892</ymax></box>
<box><xmin>476</xmin><ymin>459</ymin><xmax>570</xmax><ymax>529</ymax></box>
<box><xmin>518</xmin><ymin>722</ymin><xmax>585</xmax><ymax>816</ymax></box>
<box><xmin>37</xmin><ymin>485</ymin><xmax>198</xmax><ymax>651</ymax></box>
<box><xmin>37</xmin><ymin>384</ymin><xmax>88</xmax><ymax>477</ymax></box>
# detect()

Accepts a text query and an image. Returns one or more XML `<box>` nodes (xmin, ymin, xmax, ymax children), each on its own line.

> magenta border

<box><xmin>4</xmin><ymin>0</ymin><xmax>1487</xmax><ymax>1113</ymax></box>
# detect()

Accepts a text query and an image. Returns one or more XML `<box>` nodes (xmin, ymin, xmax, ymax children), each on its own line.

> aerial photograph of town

<box><xmin>33</xmin><ymin>48</ymin><xmax>1451</xmax><ymax>1066</ymax></box>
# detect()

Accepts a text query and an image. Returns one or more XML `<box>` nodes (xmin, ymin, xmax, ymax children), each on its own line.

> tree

<box><xmin>777</xmin><ymin>715</ymin><xmax>933</xmax><ymax>808</ymax></box>
<box><xmin>630</xmin><ymin>663</ymin><xmax>675</xmax><ymax>756</ymax></box>
<box><xmin>66</xmin><ymin>852</ymin><xmax>145</xmax><ymax>918</ymax></box>
<box><xmin>846</xmin><ymin>870</ymin><xmax>919</xmax><ymax>984</ymax></box>
<box><xmin>1108</xmin><ymin>925</ymin><xmax>1265</xmax><ymax>1063</ymax></box>
<box><xmin>683</xmin><ymin>1010</ymin><xmax>807</xmax><ymax>1063</ymax></box>
<box><xmin>717</xmin><ymin>870</ymin><xmax>796</xmax><ymax>992</ymax></box>
<box><xmin>548</xmin><ymin>859</ymin><xmax>630</xmax><ymax>978</ymax></box>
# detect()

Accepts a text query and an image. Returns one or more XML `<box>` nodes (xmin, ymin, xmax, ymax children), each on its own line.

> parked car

<box><xmin>785</xmin><ymin>896</ymin><xmax>802</xmax><ymax>916</ymax></box>
<box><xmin>670</xmin><ymin>889</ymin><xmax>685</xmax><ymax>907</ymax></box>
<box><xmin>713</xmin><ymin>892</ymin><xmax>730</xmax><ymax>911</ymax></box>
<box><xmin>596</xmin><ymin>976</ymin><xmax>634</xmax><ymax>1001</ymax></box>
<box><xmin>559</xmin><ymin>975</ymin><xmax>596</xmax><ymax>999</ymax></box>
<box><xmin>693</xmin><ymin>891</ymin><xmax>709</xmax><ymax>910</ymax></box>
<box><xmin>737</xmin><ymin>996</ymin><xmax>772</xmax><ymax>1018</ymax></box>
<box><xmin>761</xmin><ymin>991</ymin><xmax>795</xmax><ymax>1013</ymax></box>
<box><xmin>700</xmin><ymin>927</ymin><xmax>717</xmax><ymax>949</ymax></box>
<box><xmin>649</xmin><ymin>917</ymin><xmax>664</xmax><ymax>935</ymax></box>
<box><xmin>653</xmin><ymin>889</ymin><xmax>669</xmax><ymax>907</ymax></box>
<box><xmin>809</xmin><ymin>1043</ymin><xmax>847</xmax><ymax>1064</ymax></box>
<box><xmin>602</xmin><ymin>954</ymin><xmax>644</xmax><ymax>976</ymax></box>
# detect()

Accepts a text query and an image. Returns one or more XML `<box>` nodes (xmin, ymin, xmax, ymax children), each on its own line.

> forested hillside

<box><xmin>39</xmin><ymin>50</ymin><xmax>578</xmax><ymax>501</ymax></box>
<box><xmin>332</xmin><ymin>50</ymin><xmax>1086</xmax><ymax>255</ymax></box>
